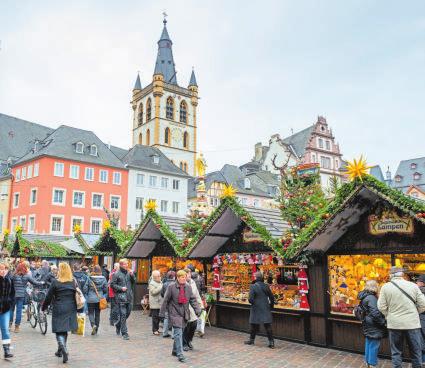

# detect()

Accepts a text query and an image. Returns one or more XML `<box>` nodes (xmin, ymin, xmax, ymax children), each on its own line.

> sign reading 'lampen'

<box><xmin>368</xmin><ymin>211</ymin><xmax>414</xmax><ymax>235</ymax></box>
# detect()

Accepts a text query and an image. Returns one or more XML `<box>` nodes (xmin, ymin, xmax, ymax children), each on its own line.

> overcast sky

<box><xmin>1</xmin><ymin>1</ymin><xmax>424</xmax><ymax>174</ymax></box>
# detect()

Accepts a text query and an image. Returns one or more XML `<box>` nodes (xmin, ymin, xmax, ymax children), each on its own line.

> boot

<box><xmin>268</xmin><ymin>339</ymin><xmax>275</xmax><ymax>349</ymax></box>
<box><xmin>57</xmin><ymin>334</ymin><xmax>68</xmax><ymax>363</ymax></box>
<box><xmin>14</xmin><ymin>325</ymin><xmax>20</xmax><ymax>333</ymax></box>
<box><xmin>244</xmin><ymin>339</ymin><xmax>254</xmax><ymax>345</ymax></box>
<box><xmin>3</xmin><ymin>344</ymin><xmax>13</xmax><ymax>359</ymax></box>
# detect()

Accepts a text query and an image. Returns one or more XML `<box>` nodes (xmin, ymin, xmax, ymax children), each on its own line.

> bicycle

<box><xmin>27</xmin><ymin>289</ymin><xmax>48</xmax><ymax>335</ymax></box>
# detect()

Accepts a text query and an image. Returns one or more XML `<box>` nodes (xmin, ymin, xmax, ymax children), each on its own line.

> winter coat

<box><xmin>0</xmin><ymin>273</ymin><xmax>15</xmax><ymax>314</ymax></box>
<box><xmin>42</xmin><ymin>279</ymin><xmax>77</xmax><ymax>333</ymax></box>
<box><xmin>191</xmin><ymin>272</ymin><xmax>206</xmax><ymax>295</ymax></box>
<box><xmin>159</xmin><ymin>281</ymin><xmax>201</xmax><ymax>328</ymax></box>
<box><xmin>12</xmin><ymin>273</ymin><xmax>44</xmax><ymax>298</ymax></box>
<box><xmin>419</xmin><ymin>286</ymin><xmax>425</xmax><ymax>338</ymax></box>
<box><xmin>248</xmin><ymin>281</ymin><xmax>275</xmax><ymax>324</ymax></box>
<box><xmin>378</xmin><ymin>277</ymin><xmax>425</xmax><ymax>329</ymax></box>
<box><xmin>148</xmin><ymin>279</ymin><xmax>163</xmax><ymax>309</ymax></box>
<box><xmin>108</xmin><ymin>270</ymin><xmax>116</xmax><ymax>298</ymax></box>
<box><xmin>358</xmin><ymin>290</ymin><xmax>387</xmax><ymax>339</ymax></box>
<box><xmin>73</xmin><ymin>271</ymin><xmax>89</xmax><ymax>296</ymax></box>
<box><xmin>161</xmin><ymin>278</ymin><xmax>175</xmax><ymax>298</ymax></box>
<box><xmin>187</xmin><ymin>278</ymin><xmax>203</xmax><ymax>322</ymax></box>
<box><xmin>86</xmin><ymin>275</ymin><xmax>108</xmax><ymax>304</ymax></box>
<box><xmin>102</xmin><ymin>268</ymin><xmax>110</xmax><ymax>282</ymax></box>
<box><xmin>111</xmin><ymin>268</ymin><xmax>136</xmax><ymax>304</ymax></box>
<box><xmin>34</xmin><ymin>267</ymin><xmax>56</xmax><ymax>288</ymax></box>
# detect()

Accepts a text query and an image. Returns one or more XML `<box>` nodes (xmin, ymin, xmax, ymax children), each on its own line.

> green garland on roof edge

<box><xmin>7</xmin><ymin>232</ymin><xmax>68</xmax><ymax>258</ymax></box>
<box><xmin>90</xmin><ymin>227</ymin><xmax>135</xmax><ymax>257</ymax></box>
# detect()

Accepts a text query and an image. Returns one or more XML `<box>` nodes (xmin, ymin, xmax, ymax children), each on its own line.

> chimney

<box><xmin>254</xmin><ymin>143</ymin><xmax>263</xmax><ymax>161</ymax></box>
<box><xmin>386</xmin><ymin>166</ymin><xmax>392</xmax><ymax>181</ymax></box>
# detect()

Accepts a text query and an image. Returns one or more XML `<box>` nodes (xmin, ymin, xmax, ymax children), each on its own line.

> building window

<box><xmin>412</xmin><ymin>192</ymin><xmax>419</xmax><ymax>198</ymax></box>
<box><xmin>22</xmin><ymin>167</ymin><xmax>27</xmax><ymax>180</ymax></box>
<box><xmin>183</xmin><ymin>132</ymin><xmax>188</xmax><ymax>149</ymax></box>
<box><xmin>172</xmin><ymin>201</ymin><xmax>179</xmax><ymax>214</ymax></box>
<box><xmin>70</xmin><ymin>165</ymin><xmax>80</xmax><ymax>179</ymax></box>
<box><xmin>161</xmin><ymin>177</ymin><xmax>169</xmax><ymax>189</ymax></box>
<box><xmin>160</xmin><ymin>200</ymin><xmax>168</xmax><ymax>213</ymax></box>
<box><xmin>318</xmin><ymin>138</ymin><xmax>324</xmax><ymax>149</ymax></box>
<box><xmin>34</xmin><ymin>163</ymin><xmax>39</xmax><ymax>177</ymax></box>
<box><xmin>99</xmin><ymin>170</ymin><xmax>108</xmax><ymax>183</ymax></box>
<box><xmin>165</xmin><ymin>128</ymin><xmax>170</xmax><ymax>145</ymax></box>
<box><xmin>20</xmin><ymin>216</ymin><xmax>26</xmax><ymax>230</ymax></box>
<box><xmin>146</xmin><ymin>129</ymin><xmax>151</xmax><ymax>145</ymax></box>
<box><xmin>411</xmin><ymin>163</ymin><xmax>417</xmax><ymax>170</ymax></box>
<box><xmin>11</xmin><ymin>218</ymin><xmax>17</xmax><ymax>233</ymax></box>
<box><xmin>73</xmin><ymin>191</ymin><xmax>85</xmax><ymax>207</ymax></box>
<box><xmin>320</xmin><ymin>156</ymin><xmax>331</xmax><ymax>169</ymax></box>
<box><xmin>51</xmin><ymin>216</ymin><xmax>63</xmax><ymax>233</ymax></box>
<box><xmin>153</xmin><ymin>155</ymin><xmax>159</xmax><ymax>165</ymax></box>
<box><xmin>91</xmin><ymin>219</ymin><xmax>101</xmax><ymax>234</ymax></box>
<box><xmin>138</xmin><ymin>133</ymin><xmax>143</xmax><ymax>144</ymax></box>
<box><xmin>312</xmin><ymin>154</ymin><xmax>316</xmax><ymax>163</ymax></box>
<box><xmin>85</xmin><ymin>167</ymin><xmax>94</xmax><ymax>181</ymax></box>
<box><xmin>395</xmin><ymin>175</ymin><xmax>402</xmax><ymax>183</ymax></box>
<box><xmin>113</xmin><ymin>172</ymin><xmax>121</xmax><ymax>185</ymax></box>
<box><xmin>92</xmin><ymin>194</ymin><xmax>103</xmax><ymax>209</ymax></box>
<box><xmin>180</xmin><ymin>101</ymin><xmax>187</xmax><ymax>123</ymax></box>
<box><xmin>72</xmin><ymin>217</ymin><xmax>83</xmax><ymax>232</ymax></box>
<box><xmin>149</xmin><ymin>175</ymin><xmax>157</xmax><ymax>187</ymax></box>
<box><xmin>244</xmin><ymin>178</ymin><xmax>251</xmax><ymax>190</ymax></box>
<box><xmin>414</xmin><ymin>173</ymin><xmax>421</xmax><ymax>180</ymax></box>
<box><xmin>136</xmin><ymin>173</ymin><xmax>145</xmax><ymax>186</ymax></box>
<box><xmin>76</xmin><ymin>142</ymin><xmax>84</xmax><ymax>154</ymax></box>
<box><xmin>15</xmin><ymin>169</ymin><xmax>21</xmax><ymax>181</ymax></box>
<box><xmin>241</xmin><ymin>198</ymin><xmax>247</xmax><ymax>205</ymax></box>
<box><xmin>13</xmin><ymin>193</ymin><xmax>19</xmax><ymax>208</ymax></box>
<box><xmin>89</xmin><ymin>145</ymin><xmax>98</xmax><ymax>156</ymax></box>
<box><xmin>52</xmin><ymin>189</ymin><xmax>66</xmax><ymax>205</ymax></box>
<box><xmin>137</xmin><ymin>103</ymin><xmax>143</xmax><ymax>126</ymax></box>
<box><xmin>28</xmin><ymin>216</ymin><xmax>35</xmax><ymax>232</ymax></box>
<box><xmin>30</xmin><ymin>188</ymin><xmax>37</xmax><ymax>205</ymax></box>
<box><xmin>27</xmin><ymin>165</ymin><xmax>33</xmax><ymax>179</ymax></box>
<box><xmin>110</xmin><ymin>196</ymin><xmax>120</xmax><ymax>210</ymax></box>
<box><xmin>54</xmin><ymin>162</ymin><xmax>64</xmax><ymax>177</ymax></box>
<box><xmin>326</xmin><ymin>140</ymin><xmax>331</xmax><ymax>150</ymax></box>
<box><xmin>135</xmin><ymin>197</ymin><xmax>144</xmax><ymax>210</ymax></box>
<box><xmin>335</xmin><ymin>159</ymin><xmax>339</xmax><ymax>169</ymax></box>
<box><xmin>166</xmin><ymin>97</ymin><xmax>174</xmax><ymax>119</ymax></box>
<box><xmin>146</xmin><ymin>98</ymin><xmax>152</xmax><ymax>122</ymax></box>
<box><xmin>253</xmin><ymin>199</ymin><xmax>259</xmax><ymax>207</ymax></box>
<box><xmin>0</xmin><ymin>214</ymin><xmax>3</xmax><ymax>232</ymax></box>
<box><xmin>172</xmin><ymin>179</ymin><xmax>180</xmax><ymax>190</ymax></box>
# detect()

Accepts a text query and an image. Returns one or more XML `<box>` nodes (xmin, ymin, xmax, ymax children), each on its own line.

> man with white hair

<box><xmin>378</xmin><ymin>266</ymin><xmax>425</xmax><ymax>368</ymax></box>
<box><xmin>148</xmin><ymin>270</ymin><xmax>163</xmax><ymax>335</ymax></box>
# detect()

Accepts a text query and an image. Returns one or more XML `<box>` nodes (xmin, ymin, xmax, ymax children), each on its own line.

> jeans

<box><xmin>0</xmin><ymin>311</ymin><xmax>11</xmax><ymax>344</ymax></box>
<box><xmin>88</xmin><ymin>302</ymin><xmax>100</xmax><ymax>328</ymax></box>
<box><xmin>172</xmin><ymin>327</ymin><xmax>184</xmax><ymax>357</ymax></box>
<box><xmin>250</xmin><ymin>323</ymin><xmax>273</xmax><ymax>341</ymax></box>
<box><xmin>163</xmin><ymin>313</ymin><xmax>173</xmax><ymax>337</ymax></box>
<box><xmin>364</xmin><ymin>337</ymin><xmax>381</xmax><ymax>366</ymax></box>
<box><xmin>183</xmin><ymin>320</ymin><xmax>198</xmax><ymax>346</ymax></box>
<box><xmin>151</xmin><ymin>309</ymin><xmax>160</xmax><ymax>333</ymax></box>
<box><xmin>116</xmin><ymin>302</ymin><xmax>132</xmax><ymax>336</ymax></box>
<box><xmin>10</xmin><ymin>297</ymin><xmax>25</xmax><ymax>326</ymax></box>
<box><xmin>389</xmin><ymin>329</ymin><xmax>423</xmax><ymax>368</ymax></box>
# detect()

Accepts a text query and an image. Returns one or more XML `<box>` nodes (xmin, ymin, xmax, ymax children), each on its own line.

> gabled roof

<box><xmin>392</xmin><ymin>157</ymin><xmax>425</xmax><ymax>193</ymax></box>
<box><xmin>14</xmin><ymin>125</ymin><xmax>126</xmax><ymax>169</ymax></box>
<box><xmin>0</xmin><ymin>113</ymin><xmax>54</xmax><ymax>162</ymax></box>
<box><xmin>122</xmin><ymin>145</ymin><xmax>189</xmax><ymax>177</ymax></box>
<box><xmin>154</xmin><ymin>20</ymin><xmax>178</xmax><ymax>85</ymax></box>
<box><xmin>369</xmin><ymin>165</ymin><xmax>385</xmax><ymax>182</ymax></box>
<box><xmin>282</xmin><ymin>125</ymin><xmax>315</xmax><ymax>158</ymax></box>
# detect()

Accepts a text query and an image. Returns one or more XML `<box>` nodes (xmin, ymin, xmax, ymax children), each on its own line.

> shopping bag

<box><xmin>74</xmin><ymin>313</ymin><xmax>86</xmax><ymax>336</ymax></box>
<box><xmin>196</xmin><ymin>310</ymin><xmax>206</xmax><ymax>334</ymax></box>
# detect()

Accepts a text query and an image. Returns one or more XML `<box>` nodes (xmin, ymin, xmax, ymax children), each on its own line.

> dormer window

<box><xmin>153</xmin><ymin>155</ymin><xmax>159</xmax><ymax>165</ymax></box>
<box><xmin>75</xmin><ymin>142</ymin><xmax>84</xmax><ymax>154</ymax></box>
<box><xmin>244</xmin><ymin>178</ymin><xmax>251</xmax><ymax>190</ymax></box>
<box><xmin>414</xmin><ymin>172</ymin><xmax>421</xmax><ymax>181</ymax></box>
<box><xmin>411</xmin><ymin>163</ymin><xmax>417</xmax><ymax>170</ymax></box>
<box><xmin>395</xmin><ymin>175</ymin><xmax>402</xmax><ymax>183</ymax></box>
<box><xmin>89</xmin><ymin>144</ymin><xmax>98</xmax><ymax>156</ymax></box>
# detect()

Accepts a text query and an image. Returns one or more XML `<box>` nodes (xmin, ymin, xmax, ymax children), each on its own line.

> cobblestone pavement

<box><xmin>5</xmin><ymin>310</ymin><xmax>408</xmax><ymax>368</ymax></box>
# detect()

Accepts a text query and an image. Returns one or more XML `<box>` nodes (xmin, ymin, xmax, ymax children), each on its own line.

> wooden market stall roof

<box><xmin>187</xmin><ymin>197</ymin><xmax>289</xmax><ymax>259</ymax></box>
<box><xmin>284</xmin><ymin>175</ymin><xmax>425</xmax><ymax>260</ymax></box>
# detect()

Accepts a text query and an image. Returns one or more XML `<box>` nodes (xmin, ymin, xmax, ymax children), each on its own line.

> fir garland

<box><xmin>7</xmin><ymin>231</ymin><xmax>68</xmax><ymax>258</ymax></box>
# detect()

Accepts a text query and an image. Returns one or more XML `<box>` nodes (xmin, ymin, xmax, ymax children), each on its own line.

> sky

<box><xmin>0</xmin><ymin>1</ymin><xmax>424</xmax><ymax>174</ymax></box>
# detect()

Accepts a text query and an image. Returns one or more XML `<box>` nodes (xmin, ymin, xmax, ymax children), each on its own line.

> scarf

<box><xmin>178</xmin><ymin>284</ymin><xmax>187</xmax><ymax>304</ymax></box>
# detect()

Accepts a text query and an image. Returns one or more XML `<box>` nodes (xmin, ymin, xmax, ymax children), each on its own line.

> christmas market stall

<box><xmin>186</xmin><ymin>190</ymin><xmax>314</xmax><ymax>343</ymax></box>
<box><xmin>283</xmin><ymin>159</ymin><xmax>425</xmax><ymax>356</ymax></box>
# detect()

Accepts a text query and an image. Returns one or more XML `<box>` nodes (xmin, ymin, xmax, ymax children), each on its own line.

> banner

<box><xmin>368</xmin><ymin>211</ymin><xmax>413</xmax><ymax>235</ymax></box>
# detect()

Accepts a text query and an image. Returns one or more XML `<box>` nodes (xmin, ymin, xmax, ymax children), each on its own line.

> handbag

<box><xmin>75</xmin><ymin>313</ymin><xmax>86</xmax><ymax>336</ymax></box>
<box><xmin>74</xmin><ymin>279</ymin><xmax>86</xmax><ymax>310</ymax></box>
<box><xmin>90</xmin><ymin>278</ymin><xmax>108</xmax><ymax>310</ymax></box>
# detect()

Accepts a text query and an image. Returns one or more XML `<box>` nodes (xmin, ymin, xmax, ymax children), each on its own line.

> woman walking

<box><xmin>86</xmin><ymin>265</ymin><xmax>107</xmax><ymax>335</ymax></box>
<box><xmin>0</xmin><ymin>261</ymin><xmax>14</xmax><ymax>359</ymax></box>
<box><xmin>42</xmin><ymin>262</ymin><xmax>77</xmax><ymax>364</ymax></box>
<box><xmin>10</xmin><ymin>262</ymin><xmax>44</xmax><ymax>333</ymax></box>
<box><xmin>358</xmin><ymin>280</ymin><xmax>387</xmax><ymax>368</ymax></box>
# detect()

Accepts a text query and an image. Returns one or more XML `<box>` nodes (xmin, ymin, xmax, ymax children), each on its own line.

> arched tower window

<box><xmin>146</xmin><ymin>129</ymin><xmax>151</xmax><ymax>146</ymax></box>
<box><xmin>164</xmin><ymin>127</ymin><xmax>171</xmax><ymax>145</ymax></box>
<box><xmin>183</xmin><ymin>162</ymin><xmax>188</xmax><ymax>172</ymax></box>
<box><xmin>138</xmin><ymin>133</ymin><xmax>143</xmax><ymax>145</ymax></box>
<box><xmin>137</xmin><ymin>103</ymin><xmax>143</xmax><ymax>126</ymax></box>
<box><xmin>179</xmin><ymin>161</ymin><xmax>184</xmax><ymax>170</ymax></box>
<box><xmin>183</xmin><ymin>132</ymin><xmax>189</xmax><ymax>149</ymax></box>
<box><xmin>180</xmin><ymin>101</ymin><xmax>187</xmax><ymax>123</ymax></box>
<box><xmin>166</xmin><ymin>97</ymin><xmax>174</xmax><ymax>120</ymax></box>
<box><xmin>146</xmin><ymin>98</ymin><xmax>152</xmax><ymax>122</ymax></box>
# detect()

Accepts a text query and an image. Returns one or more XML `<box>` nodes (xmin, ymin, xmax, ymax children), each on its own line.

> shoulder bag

<box><xmin>91</xmin><ymin>278</ymin><xmax>108</xmax><ymax>310</ymax></box>
<box><xmin>390</xmin><ymin>281</ymin><xmax>418</xmax><ymax>310</ymax></box>
<box><xmin>74</xmin><ymin>279</ymin><xmax>86</xmax><ymax>310</ymax></box>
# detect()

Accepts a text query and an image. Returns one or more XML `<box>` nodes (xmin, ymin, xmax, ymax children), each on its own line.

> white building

<box><xmin>113</xmin><ymin>145</ymin><xmax>189</xmax><ymax>229</ymax></box>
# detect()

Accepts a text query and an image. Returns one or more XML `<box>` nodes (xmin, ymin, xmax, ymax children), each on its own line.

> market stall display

<box><xmin>151</xmin><ymin>256</ymin><xmax>204</xmax><ymax>276</ymax></box>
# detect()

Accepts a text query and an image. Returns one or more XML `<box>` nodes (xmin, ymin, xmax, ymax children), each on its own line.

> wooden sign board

<box><xmin>242</xmin><ymin>228</ymin><xmax>263</xmax><ymax>243</ymax></box>
<box><xmin>369</xmin><ymin>211</ymin><xmax>414</xmax><ymax>235</ymax></box>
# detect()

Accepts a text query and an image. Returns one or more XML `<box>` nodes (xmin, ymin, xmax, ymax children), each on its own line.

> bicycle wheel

<box><xmin>29</xmin><ymin>303</ymin><xmax>37</xmax><ymax>328</ymax></box>
<box><xmin>38</xmin><ymin>311</ymin><xmax>48</xmax><ymax>335</ymax></box>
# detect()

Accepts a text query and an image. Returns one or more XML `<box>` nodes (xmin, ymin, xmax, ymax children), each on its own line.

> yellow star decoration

<box><xmin>144</xmin><ymin>199</ymin><xmax>157</xmax><ymax>211</ymax></box>
<box><xmin>73</xmin><ymin>224</ymin><xmax>81</xmax><ymax>234</ymax></box>
<box><xmin>345</xmin><ymin>156</ymin><xmax>372</xmax><ymax>181</ymax></box>
<box><xmin>3</xmin><ymin>229</ymin><xmax>10</xmax><ymax>237</ymax></box>
<box><xmin>221</xmin><ymin>184</ymin><xmax>236</xmax><ymax>198</ymax></box>
<box><xmin>103</xmin><ymin>220</ymin><xmax>111</xmax><ymax>231</ymax></box>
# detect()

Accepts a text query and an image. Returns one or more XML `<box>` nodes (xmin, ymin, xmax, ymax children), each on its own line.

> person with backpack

<box><xmin>357</xmin><ymin>280</ymin><xmax>387</xmax><ymax>368</ymax></box>
<box><xmin>378</xmin><ymin>266</ymin><xmax>425</xmax><ymax>368</ymax></box>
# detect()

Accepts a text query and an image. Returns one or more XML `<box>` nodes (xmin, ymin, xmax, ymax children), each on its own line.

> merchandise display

<box><xmin>151</xmin><ymin>256</ymin><xmax>204</xmax><ymax>276</ymax></box>
<box><xmin>396</xmin><ymin>254</ymin><xmax>425</xmax><ymax>282</ymax></box>
<box><xmin>209</xmin><ymin>253</ymin><xmax>309</xmax><ymax>310</ymax></box>
<box><xmin>328</xmin><ymin>254</ymin><xmax>391</xmax><ymax>315</ymax></box>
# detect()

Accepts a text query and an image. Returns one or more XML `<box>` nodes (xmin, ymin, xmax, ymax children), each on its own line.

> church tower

<box><xmin>131</xmin><ymin>17</ymin><xmax>199</xmax><ymax>176</ymax></box>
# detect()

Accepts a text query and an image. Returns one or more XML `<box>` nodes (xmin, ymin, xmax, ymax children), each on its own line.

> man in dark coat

<box><xmin>0</xmin><ymin>262</ymin><xmax>15</xmax><ymax>359</ymax></box>
<box><xmin>159</xmin><ymin>270</ymin><xmax>201</xmax><ymax>363</ymax></box>
<box><xmin>416</xmin><ymin>274</ymin><xmax>425</xmax><ymax>364</ymax></box>
<box><xmin>34</xmin><ymin>260</ymin><xmax>56</xmax><ymax>288</ymax></box>
<box><xmin>244</xmin><ymin>272</ymin><xmax>275</xmax><ymax>348</ymax></box>
<box><xmin>111</xmin><ymin>259</ymin><xmax>135</xmax><ymax>340</ymax></box>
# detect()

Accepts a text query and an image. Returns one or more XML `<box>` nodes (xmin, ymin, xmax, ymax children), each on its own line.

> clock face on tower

<box><xmin>171</xmin><ymin>127</ymin><xmax>182</xmax><ymax>146</ymax></box>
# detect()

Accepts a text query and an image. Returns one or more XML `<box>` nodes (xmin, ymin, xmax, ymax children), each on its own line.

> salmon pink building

<box><xmin>9</xmin><ymin>125</ymin><xmax>128</xmax><ymax>236</ymax></box>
